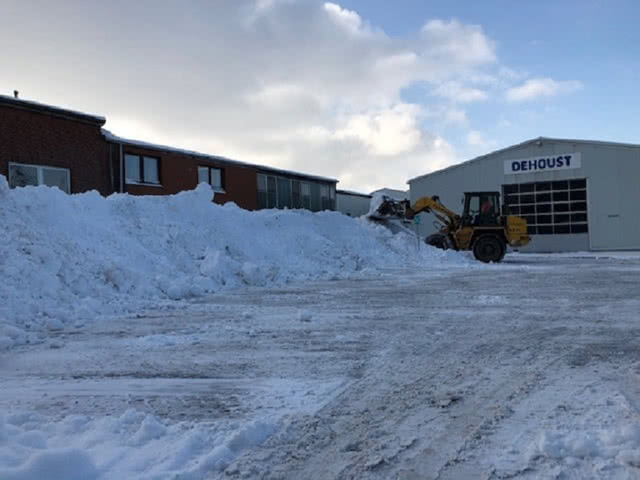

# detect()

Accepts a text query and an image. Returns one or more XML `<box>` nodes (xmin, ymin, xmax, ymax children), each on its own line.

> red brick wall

<box><xmin>115</xmin><ymin>144</ymin><xmax>259</xmax><ymax>210</ymax></box>
<box><xmin>0</xmin><ymin>104</ymin><xmax>111</xmax><ymax>194</ymax></box>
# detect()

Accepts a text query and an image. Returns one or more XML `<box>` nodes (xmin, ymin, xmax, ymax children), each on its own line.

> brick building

<box><xmin>1</xmin><ymin>95</ymin><xmax>337</xmax><ymax>211</ymax></box>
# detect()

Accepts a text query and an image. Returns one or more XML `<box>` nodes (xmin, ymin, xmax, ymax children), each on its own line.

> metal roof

<box><xmin>408</xmin><ymin>136</ymin><xmax>640</xmax><ymax>184</ymax></box>
<box><xmin>337</xmin><ymin>189</ymin><xmax>372</xmax><ymax>198</ymax></box>
<box><xmin>0</xmin><ymin>94</ymin><xmax>106</xmax><ymax>126</ymax></box>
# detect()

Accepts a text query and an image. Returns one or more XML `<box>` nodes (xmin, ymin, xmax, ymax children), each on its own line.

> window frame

<box><xmin>256</xmin><ymin>175</ymin><xmax>335</xmax><ymax>212</ymax></box>
<box><xmin>8</xmin><ymin>162</ymin><xmax>71</xmax><ymax>193</ymax></box>
<box><xmin>124</xmin><ymin>153</ymin><xmax>161</xmax><ymax>186</ymax></box>
<box><xmin>198</xmin><ymin>165</ymin><xmax>225</xmax><ymax>193</ymax></box>
<box><xmin>502</xmin><ymin>179</ymin><xmax>588</xmax><ymax>236</ymax></box>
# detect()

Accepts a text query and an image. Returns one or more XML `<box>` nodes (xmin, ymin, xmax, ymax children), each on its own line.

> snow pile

<box><xmin>0</xmin><ymin>409</ymin><xmax>277</xmax><ymax>480</ymax></box>
<box><xmin>528</xmin><ymin>423</ymin><xmax>640</xmax><ymax>470</ymax></box>
<box><xmin>0</xmin><ymin>177</ymin><xmax>467</xmax><ymax>347</ymax></box>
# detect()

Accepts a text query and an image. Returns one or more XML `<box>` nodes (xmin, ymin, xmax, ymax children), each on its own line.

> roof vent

<box><xmin>13</xmin><ymin>90</ymin><xmax>19</xmax><ymax>99</ymax></box>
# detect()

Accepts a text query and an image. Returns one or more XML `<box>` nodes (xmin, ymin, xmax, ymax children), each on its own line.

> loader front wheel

<box><xmin>425</xmin><ymin>233</ymin><xmax>449</xmax><ymax>250</ymax></box>
<box><xmin>472</xmin><ymin>235</ymin><xmax>505</xmax><ymax>263</ymax></box>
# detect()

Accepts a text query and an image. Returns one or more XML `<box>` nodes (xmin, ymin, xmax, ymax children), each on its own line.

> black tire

<box><xmin>425</xmin><ymin>233</ymin><xmax>448</xmax><ymax>250</ymax></box>
<box><xmin>472</xmin><ymin>235</ymin><xmax>505</xmax><ymax>263</ymax></box>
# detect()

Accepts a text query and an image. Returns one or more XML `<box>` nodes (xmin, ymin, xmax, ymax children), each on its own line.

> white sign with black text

<box><xmin>504</xmin><ymin>152</ymin><xmax>581</xmax><ymax>175</ymax></box>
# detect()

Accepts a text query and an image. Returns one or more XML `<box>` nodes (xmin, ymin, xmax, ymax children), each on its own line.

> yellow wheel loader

<box><xmin>370</xmin><ymin>192</ymin><xmax>530</xmax><ymax>263</ymax></box>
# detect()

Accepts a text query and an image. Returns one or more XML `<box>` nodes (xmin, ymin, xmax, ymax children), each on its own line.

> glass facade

<box><xmin>257</xmin><ymin>173</ymin><xmax>335</xmax><ymax>211</ymax></box>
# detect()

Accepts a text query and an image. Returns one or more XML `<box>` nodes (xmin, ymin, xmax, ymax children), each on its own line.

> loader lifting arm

<box><xmin>405</xmin><ymin>196</ymin><xmax>461</xmax><ymax>232</ymax></box>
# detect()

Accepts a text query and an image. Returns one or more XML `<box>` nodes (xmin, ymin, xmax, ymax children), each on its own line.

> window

<box><xmin>301</xmin><ymin>182</ymin><xmax>311</xmax><ymax>209</ymax></box>
<box><xmin>125</xmin><ymin>154</ymin><xmax>160</xmax><ymax>185</ymax></box>
<box><xmin>502</xmin><ymin>178</ymin><xmax>588</xmax><ymax>235</ymax></box>
<box><xmin>198</xmin><ymin>166</ymin><xmax>224</xmax><ymax>191</ymax></box>
<box><xmin>8</xmin><ymin>163</ymin><xmax>70</xmax><ymax>193</ymax></box>
<box><xmin>277</xmin><ymin>177</ymin><xmax>291</xmax><ymax>208</ymax></box>
<box><xmin>320</xmin><ymin>184</ymin><xmax>331</xmax><ymax>210</ymax></box>
<box><xmin>256</xmin><ymin>175</ymin><xmax>335</xmax><ymax>212</ymax></box>
<box><xmin>292</xmin><ymin>181</ymin><xmax>301</xmax><ymax>208</ymax></box>
<box><xmin>257</xmin><ymin>174</ymin><xmax>277</xmax><ymax>209</ymax></box>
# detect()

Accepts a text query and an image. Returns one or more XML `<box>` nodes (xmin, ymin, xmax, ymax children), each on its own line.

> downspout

<box><xmin>108</xmin><ymin>142</ymin><xmax>114</xmax><ymax>194</ymax></box>
<box><xmin>119</xmin><ymin>142</ymin><xmax>124</xmax><ymax>193</ymax></box>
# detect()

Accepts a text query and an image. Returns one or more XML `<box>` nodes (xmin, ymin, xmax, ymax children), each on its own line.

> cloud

<box><xmin>1</xmin><ymin>1</ymin><xmax>508</xmax><ymax>191</ymax></box>
<box><xmin>466</xmin><ymin>130</ymin><xmax>493</xmax><ymax>148</ymax></box>
<box><xmin>506</xmin><ymin>78</ymin><xmax>583</xmax><ymax>102</ymax></box>
<box><xmin>434</xmin><ymin>81</ymin><xmax>488</xmax><ymax>103</ymax></box>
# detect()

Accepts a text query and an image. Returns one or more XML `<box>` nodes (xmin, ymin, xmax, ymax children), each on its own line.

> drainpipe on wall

<box><xmin>108</xmin><ymin>142</ymin><xmax>114</xmax><ymax>193</ymax></box>
<box><xmin>119</xmin><ymin>142</ymin><xmax>124</xmax><ymax>193</ymax></box>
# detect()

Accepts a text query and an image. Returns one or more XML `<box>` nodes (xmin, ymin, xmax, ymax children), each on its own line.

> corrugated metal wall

<box><xmin>408</xmin><ymin>139</ymin><xmax>640</xmax><ymax>252</ymax></box>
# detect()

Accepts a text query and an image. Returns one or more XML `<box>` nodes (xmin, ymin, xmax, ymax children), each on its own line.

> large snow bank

<box><xmin>0</xmin><ymin>177</ymin><xmax>466</xmax><ymax>347</ymax></box>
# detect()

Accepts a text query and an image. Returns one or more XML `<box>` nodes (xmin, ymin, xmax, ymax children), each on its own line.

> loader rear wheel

<box><xmin>472</xmin><ymin>235</ymin><xmax>505</xmax><ymax>263</ymax></box>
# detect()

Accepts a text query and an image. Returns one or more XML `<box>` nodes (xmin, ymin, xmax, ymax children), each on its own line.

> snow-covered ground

<box><xmin>2</xmin><ymin>180</ymin><xmax>640</xmax><ymax>479</ymax></box>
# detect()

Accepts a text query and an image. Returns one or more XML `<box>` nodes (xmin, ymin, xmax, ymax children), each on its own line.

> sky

<box><xmin>2</xmin><ymin>0</ymin><xmax>639</xmax><ymax>192</ymax></box>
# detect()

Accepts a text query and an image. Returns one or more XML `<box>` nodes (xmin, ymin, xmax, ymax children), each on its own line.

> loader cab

<box><xmin>462</xmin><ymin>192</ymin><xmax>500</xmax><ymax>226</ymax></box>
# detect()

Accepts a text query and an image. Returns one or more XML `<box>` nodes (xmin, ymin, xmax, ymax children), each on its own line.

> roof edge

<box><xmin>337</xmin><ymin>189</ymin><xmax>372</xmax><ymax>198</ymax></box>
<box><xmin>0</xmin><ymin>95</ymin><xmax>106</xmax><ymax>126</ymax></box>
<box><xmin>102</xmin><ymin>129</ymin><xmax>338</xmax><ymax>184</ymax></box>
<box><xmin>408</xmin><ymin>136</ymin><xmax>640</xmax><ymax>184</ymax></box>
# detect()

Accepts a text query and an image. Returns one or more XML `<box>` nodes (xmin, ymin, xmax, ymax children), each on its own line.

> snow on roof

<box><xmin>102</xmin><ymin>129</ymin><xmax>338</xmax><ymax>184</ymax></box>
<box><xmin>408</xmin><ymin>136</ymin><xmax>640</xmax><ymax>184</ymax></box>
<box><xmin>0</xmin><ymin>94</ymin><xmax>106</xmax><ymax>125</ymax></box>
<box><xmin>337</xmin><ymin>189</ymin><xmax>372</xmax><ymax>198</ymax></box>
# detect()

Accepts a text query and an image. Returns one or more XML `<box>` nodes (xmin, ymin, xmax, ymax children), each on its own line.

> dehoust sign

<box><xmin>504</xmin><ymin>153</ymin><xmax>581</xmax><ymax>175</ymax></box>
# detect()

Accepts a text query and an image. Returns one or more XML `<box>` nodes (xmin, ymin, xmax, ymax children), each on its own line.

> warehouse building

<box><xmin>409</xmin><ymin>137</ymin><xmax>640</xmax><ymax>252</ymax></box>
<box><xmin>1</xmin><ymin>94</ymin><xmax>337</xmax><ymax>211</ymax></box>
<box><xmin>336</xmin><ymin>190</ymin><xmax>372</xmax><ymax>217</ymax></box>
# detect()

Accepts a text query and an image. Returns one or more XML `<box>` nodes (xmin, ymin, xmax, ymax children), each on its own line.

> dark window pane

<box><xmin>527</xmin><ymin>225</ymin><xmax>537</xmax><ymax>235</ymax></box>
<box><xmin>310</xmin><ymin>183</ymin><xmax>321</xmax><ymax>211</ymax></box>
<box><xmin>503</xmin><ymin>184</ymin><xmax>518</xmax><ymax>194</ymax></box>
<box><xmin>508</xmin><ymin>205</ymin><xmax>520</xmax><ymax>215</ymax></box>
<box><xmin>42</xmin><ymin>168</ymin><xmax>70</xmax><ymax>193</ymax></box>
<box><xmin>536</xmin><ymin>193</ymin><xmax>551</xmax><ymax>203</ymax></box>
<box><xmin>552</xmin><ymin>180</ymin><xmax>569</xmax><ymax>190</ymax></box>
<box><xmin>520</xmin><ymin>194</ymin><xmax>535</xmax><ymax>204</ymax></box>
<box><xmin>537</xmin><ymin>215</ymin><xmax>552</xmax><ymax>224</ymax></box>
<box><xmin>523</xmin><ymin>215</ymin><xmax>535</xmax><ymax>225</ymax></box>
<box><xmin>521</xmin><ymin>205</ymin><xmax>535</xmax><ymax>215</ymax></box>
<box><xmin>571</xmin><ymin>223</ymin><xmax>589</xmax><ymax>234</ymax></box>
<box><xmin>292</xmin><ymin>181</ymin><xmax>301</xmax><ymax>208</ymax></box>
<box><xmin>554</xmin><ymin>224</ymin><xmax>570</xmax><ymax>234</ymax></box>
<box><xmin>570</xmin><ymin>190</ymin><xmax>587</xmax><ymax>201</ymax></box>
<box><xmin>301</xmin><ymin>182</ymin><xmax>311</xmax><ymax>209</ymax></box>
<box><xmin>199</xmin><ymin>167</ymin><xmax>209</xmax><ymax>185</ymax></box>
<box><xmin>143</xmin><ymin>157</ymin><xmax>159</xmax><ymax>184</ymax></box>
<box><xmin>520</xmin><ymin>183</ymin><xmax>534</xmax><ymax>193</ymax></box>
<box><xmin>277</xmin><ymin>177</ymin><xmax>291</xmax><ymax>208</ymax></box>
<box><xmin>9</xmin><ymin>164</ymin><xmax>38</xmax><ymax>188</ymax></box>
<box><xmin>571</xmin><ymin>202</ymin><xmax>587</xmax><ymax>212</ymax></box>
<box><xmin>257</xmin><ymin>174</ymin><xmax>267</xmax><ymax>192</ymax></box>
<box><xmin>553</xmin><ymin>191</ymin><xmax>569</xmax><ymax>201</ymax></box>
<box><xmin>210</xmin><ymin>168</ymin><xmax>222</xmax><ymax>189</ymax></box>
<box><xmin>537</xmin><ymin>203</ymin><xmax>552</xmax><ymax>213</ymax></box>
<box><xmin>505</xmin><ymin>194</ymin><xmax>519</xmax><ymax>205</ymax></box>
<box><xmin>258</xmin><ymin>191</ymin><xmax>268</xmax><ymax>209</ymax></box>
<box><xmin>570</xmin><ymin>179</ymin><xmax>586</xmax><ymax>189</ymax></box>
<box><xmin>536</xmin><ymin>182</ymin><xmax>551</xmax><ymax>192</ymax></box>
<box><xmin>125</xmin><ymin>154</ymin><xmax>141</xmax><ymax>183</ymax></box>
<box><xmin>538</xmin><ymin>225</ymin><xmax>553</xmax><ymax>235</ymax></box>
<box><xmin>267</xmin><ymin>176</ymin><xmax>277</xmax><ymax>208</ymax></box>
<box><xmin>554</xmin><ymin>203</ymin><xmax>569</xmax><ymax>213</ymax></box>
<box><xmin>554</xmin><ymin>214</ymin><xmax>570</xmax><ymax>223</ymax></box>
<box><xmin>571</xmin><ymin>213</ymin><xmax>588</xmax><ymax>222</ymax></box>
